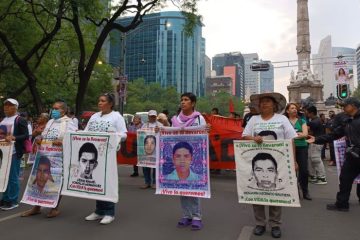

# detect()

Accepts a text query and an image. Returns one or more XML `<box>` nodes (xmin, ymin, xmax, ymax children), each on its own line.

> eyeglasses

<box><xmin>103</xmin><ymin>93</ymin><xmax>114</xmax><ymax>102</ymax></box>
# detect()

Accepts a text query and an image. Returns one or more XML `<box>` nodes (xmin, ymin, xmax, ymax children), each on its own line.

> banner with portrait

<box><xmin>334</xmin><ymin>138</ymin><xmax>360</xmax><ymax>184</ymax></box>
<box><xmin>62</xmin><ymin>132</ymin><xmax>119</xmax><ymax>203</ymax></box>
<box><xmin>0</xmin><ymin>124</ymin><xmax>12</xmax><ymax>141</ymax></box>
<box><xmin>234</xmin><ymin>140</ymin><xmax>300</xmax><ymax>207</ymax></box>
<box><xmin>21</xmin><ymin>141</ymin><xmax>63</xmax><ymax>208</ymax></box>
<box><xmin>117</xmin><ymin>115</ymin><xmax>243</xmax><ymax>170</ymax></box>
<box><xmin>0</xmin><ymin>142</ymin><xmax>14</xmax><ymax>192</ymax></box>
<box><xmin>136</xmin><ymin>129</ymin><xmax>157</xmax><ymax>168</ymax></box>
<box><xmin>334</xmin><ymin>60</ymin><xmax>353</xmax><ymax>84</ymax></box>
<box><xmin>27</xmin><ymin>141</ymin><xmax>38</xmax><ymax>165</ymax></box>
<box><xmin>156</xmin><ymin>126</ymin><xmax>210</xmax><ymax>198</ymax></box>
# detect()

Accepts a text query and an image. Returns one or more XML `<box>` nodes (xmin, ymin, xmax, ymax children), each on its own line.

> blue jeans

<box><xmin>143</xmin><ymin>167</ymin><xmax>155</xmax><ymax>185</ymax></box>
<box><xmin>95</xmin><ymin>201</ymin><xmax>115</xmax><ymax>216</ymax></box>
<box><xmin>2</xmin><ymin>154</ymin><xmax>21</xmax><ymax>204</ymax></box>
<box><xmin>180</xmin><ymin>196</ymin><xmax>201</xmax><ymax>220</ymax></box>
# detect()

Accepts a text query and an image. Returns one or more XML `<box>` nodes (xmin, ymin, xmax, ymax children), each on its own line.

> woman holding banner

<box><xmin>84</xmin><ymin>93</ymin><xmax>127</xmax><ymax>225</ymax></box>
<box><xmin>285</xmin><ymin>103</ymin><xmax>311</xmax><ymax>200</ymax></box>
<box><xmin>21</xmin><ymin>100</ymin><xmax>77</xmax><ymax>218</ymax></box>
<box><xmin>242</xmin><ymin>93</ymin><xmax>297</xmax><ymax>238</ymax></box>
<box><xmin>169</xmin><ymin>92</ymin><xmax>209</xmax><ymax>230</ymax></box>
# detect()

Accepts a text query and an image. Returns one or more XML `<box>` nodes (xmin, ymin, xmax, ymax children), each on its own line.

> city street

<box><xmin>0</xmin><ymin>163</ymin><xmax>359</xmax><ymax>240</ymax></box>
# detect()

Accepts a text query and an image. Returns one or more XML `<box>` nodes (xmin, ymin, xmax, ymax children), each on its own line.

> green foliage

<box><xmin>197</xmin><ymin>92</ymin><xmax>245</xmax><ymax>117</ymax></box>
<box><xmin>352</xmin><ymin>87</ymin><xmax>360</xmax><ymax>99</ymax></box>
<box><xmin>124</xmin><ymin>78</ymin><xmax>180</xmax><ymax>116</ymax></box>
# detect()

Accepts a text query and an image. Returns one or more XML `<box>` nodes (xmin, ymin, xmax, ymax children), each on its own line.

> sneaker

<box><xmin>326</xmin><ymin>203</ymin><xmax>349</xmax><ymax>212</ymax></box>
<box><xmin>0</xmin><ymin>202</ymin><xmax>19</xmax><ymax>211</ymax></box>
<box><xmin>100</xmin><ymin>215</ymin><xmax>115</xmax><ymax>225</ymax></box>
<box><xmin>140</xmin><ymin>184</ymin><xmax>151</xmax><ymax>189</ymax></box>
<box><xmin>0</xmin><ymin>200</ymin><xmax>6</xmax><ymax>208</ymax></box>
<box><xmin>309</xmin><ymin>175</ymin><xmax>317</xmax><ymax>183</ymax></box>
<box><xmin>85</xmin><ymin>212</ymin><xmax>104</xmax><ymax>221</ymax></box>
<box><xmin>253</xmin><ymin>225</ymin><xmax>266</xmax><ymax>236</ymax></box>
<box><xmin>314</xmin><ymin>177</ymin><xmax>327</xmax><ymax>185</ymax></box>
<box><xmin>271</xmin><ymin>226</ymin><xmax>282</xmax><ymax>238</ymax></box>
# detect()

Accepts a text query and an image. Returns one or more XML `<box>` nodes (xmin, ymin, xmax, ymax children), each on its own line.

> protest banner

<box><xmin>117</xmin><ymin>115</ymin><xmax>243</xmax><ymax>170</ymax></box>
<box><xmin>27</xmin><ymin>141</ymin><xmax>38</xmax><ymax>165</ymax></box>
<box><xmin>0</xmin><ymin>124</ymin><xmax>12</xmax><ymax>141</ymax></box>
<box><xmin>334</xmin><ymin>138</ymin><xmax>360</xmax><ymax>184</ymax></box>
<box><xmin>0</xmin><ymin>141</ymin><xmax>14</xmax><ymax>192</ymax></box>
<box><xmin>234</xmin><ymin>140</ymin><xmax>300</xmax><ymax>207</ymax></box>
<box><xmin>21</xmin><ymin>141</ymin><xmax>63</xmax><ymax>208</ymax></box>
<box><xmin>137</xmin><ymin>129</ymin><xmax>157</xmax><ymax>168</ymax></box>
<box><xmin>204</xmin><ymin>115</ymin><xmax>243</xmax><ymax>169</ymax></box>
<box><xmin>156</xmin><ymin>126</ymin><xmax>210</xmax><ymax>198</ymax></box>
<box><xmin>62</xmin><ymin>132</ymin><xmax>119</xmax><ymax>203</ymax></box>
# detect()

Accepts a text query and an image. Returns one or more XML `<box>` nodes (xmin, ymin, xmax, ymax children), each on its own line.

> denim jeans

<box><xmin>2</xmin><ymin>154</ymin><xmax>21</xmax><ymax>204</ymax></box>
<box><xmin>143</xmin><ymin>167</ymin><xmax>155</xmax><ymax>185</ymax></box>
<box><xmin>180</xmin><ymin>196</ymin><xmax>201</xmax><ymax>220</ymax></box>
<box><xmin>95</xmin><ymin>201</ymin><xmax>115</xmax><ymax>216</ymax></box>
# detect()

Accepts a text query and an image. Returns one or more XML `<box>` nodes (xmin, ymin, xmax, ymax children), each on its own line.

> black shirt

<box><xmin>308</xmin><ymin>116</ymin><xmax>325</xmax><ymax>137</ymax></box>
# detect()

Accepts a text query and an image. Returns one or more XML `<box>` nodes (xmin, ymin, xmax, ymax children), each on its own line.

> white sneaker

<box><xmin>100</xmin><ymin>215</ymin><xmax>115</xmax><ymax>225</ymax></box>
<box><xmin>85</xmin><ymin>212</ymin><xmax>103</xmax><ymax>221</ymax></box>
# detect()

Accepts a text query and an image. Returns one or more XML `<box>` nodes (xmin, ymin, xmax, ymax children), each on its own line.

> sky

<box><xmin>193</xmin><ymin>0</ymin><xmax>360</xmax><ymax>97</ymax></box>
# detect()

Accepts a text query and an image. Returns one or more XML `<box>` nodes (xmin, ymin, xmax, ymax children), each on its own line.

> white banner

<box><xmin>137</xmin><ymin>129</ymin><xmax>157</xmax><ymax>168</ymax></box>
<box><xmin>62</xmin><ymin>132</ymin><xmax>119</xmax><ymax>203</ymax></box>
<box><xmin>234</xmin><ymin>140</ymin><xmax>300</xmax><ymax>207</ymax></box>
<box><xmin>21</xmin><ymin>141</ymin><xmax>63</xmax><ymax>208</ymax></box>
<box><xmin>334</xmin><ymin>138</ymin><xmax>360</xmax><ymax>184</ymax></box>
<box><xmin>156</xmin><ymin>126</ymin><xmax>211</xmax><ymax>198</ymax></box>
<box><xmin>0</xmin><ymin>141</ymin><xmax>14</xmax><ymax>192</ymax></box>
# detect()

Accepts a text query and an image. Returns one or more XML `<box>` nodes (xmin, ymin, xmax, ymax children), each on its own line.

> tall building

<box><xmin>356</xmin><ymin>44</ymin><xmax>360</xmax><ymax>87</ymax></box>
<box><xmin>243</xmin><ymin>53</ymin><xmax>260</xmax><ymax>97</ymax></box>
<box><xmin>260</xmin><ymin>61</ymin><xmax>274</xmax><ymax>93</ymax></box>
<box><xmin>109</xmin><ymin>11</ymin><xmax>205</xmax><ymax>96</ymax></box>
<box><xmin>205</xmin><ymin>76</ymin><xmax>232</xmax><ymax>96</ymax></box>
<box><xmin>204</xmin><ymin>55</ymin><xmax>211</xmax><ymax>80</ymax></box>
<box><xmin>313</xmin><ymin>35</ymin><xmax>356</xmax><ymax>99</ymax></box>
<box><xmin>211</xmin><ymin>52</ymin><xmax>245</xmax><ymax>98</ymax></box>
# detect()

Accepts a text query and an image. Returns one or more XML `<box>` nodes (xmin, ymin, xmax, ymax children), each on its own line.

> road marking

<box><xmin>0</xmin><ymin>212</ymin><xmax>22</xmax><ymax>223</ymax></box>
<box><xmin>237</xmin><ymin>226</ymin><xmax>254</xmax><ymax>240</ymax></box>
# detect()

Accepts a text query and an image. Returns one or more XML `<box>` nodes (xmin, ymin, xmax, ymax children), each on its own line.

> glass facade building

<box><xmin>356</xmin><ymin>44</ymin><xmax>360</xmax><ymax>87</ymax></box>
<box><xmin>260</xmin><ymin>61</ymin><xmax>274</xmax><ymax>93</ymax></box>
<box><xmin>212</xmin><ymin>52</ymin><xmax>245</xmax><ymax>99</ymax></box>
<box><xmin>109</xmin><ymin>11</ymin><xmax>205</xmax><ymax>96</ymax></box>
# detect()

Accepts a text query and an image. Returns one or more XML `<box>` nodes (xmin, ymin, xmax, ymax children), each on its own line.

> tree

<box><xmin>0</xmin><ymin>0</ymin><xmax>199</xmax><ymax>115</ymax></box>
<box><xmin>124</xmin><ymin>78</ymin><xmax>179</xmax><ymax>115</ymax></box>
<box><xmin>0</xmin><ymin>0</ymin><xmax>66</xmax><ymax>113</ymax></box>
<box><xmin>61</xmin><ymin>0</ymin><xmax>199</xmax><ymax>115</ymax></box>
<box><xmin>197</xmin><ymin>92</ymin><xmax>245</xmax><ymax>117</ymax></box>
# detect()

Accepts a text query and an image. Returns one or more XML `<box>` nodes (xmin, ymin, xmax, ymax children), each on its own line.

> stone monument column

<box><xmin>288</xmin><ymin>0</ymin><xmax>325</xmax><ymax>110</ymax></box>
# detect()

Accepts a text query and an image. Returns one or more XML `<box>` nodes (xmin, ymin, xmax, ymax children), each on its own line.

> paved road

<box><xmin>0</xmin><ymin>164</ymin><xmax>359</xmax><ymax>240</ymax></box>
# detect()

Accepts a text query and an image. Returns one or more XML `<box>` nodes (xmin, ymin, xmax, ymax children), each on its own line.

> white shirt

<box><xmin>42</xmin><ymin>116</ymin><xmax>78</xmax><ymax>141</ymax></box>
<box><xmin>142</xmin><ymin>121</ymin><xmax>163</xmax><ymax>129</ymax></box>
<box><xmin>85</xmin><ymin>111</ymin><xmax>127</xmax><ymax>141</ymax></box>
<box><xmin>242</xmin><ymin>114</ymin><xmax>297</xmax><ymax>140</ymax></box>
<box><xmin>0</xmin><ymin>115</ymin><xmax>17</xmax><ymax>135</ymax></box>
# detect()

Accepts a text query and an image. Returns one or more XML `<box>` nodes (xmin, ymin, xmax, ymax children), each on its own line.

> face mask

<box><xmin>51</xmin><ymin>109</ymin><xmax>61</xmax><ymax>120</ymax></box>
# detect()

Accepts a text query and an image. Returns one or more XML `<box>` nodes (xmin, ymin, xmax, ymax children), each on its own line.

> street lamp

<box><xmin>116</xmin><ymin>20</ymin><xmax>171</xmax><ymax>115</ymax></box>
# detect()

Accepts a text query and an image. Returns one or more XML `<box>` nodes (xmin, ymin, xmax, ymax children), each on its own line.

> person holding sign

<box><xmin>170</xmin><ymin>92</ymin><xmax>208</xmax><ymax>231</ymax></box>
<box><xmin>140</xmin><ymin>110</ymin><xmax>162</xmax><ymax>189</ymax></box>
<box><xmin>0</xmin><ymin>98</ymin><xmax>29</xmax><ymax>211</ymax></box>
<box><xmin>84</xmin><ymin>93</ymin><xmax>127</xmax><ymax>225</ymax></box>
<box><xmin>242</xmin><ymin>93</ymin><xmax>297</xmax><ymax>238</ymax></box>
<box><xmin>21</xmin><ymin>100</ymin><xmax>77</xmax><ymax>218</ymax></box>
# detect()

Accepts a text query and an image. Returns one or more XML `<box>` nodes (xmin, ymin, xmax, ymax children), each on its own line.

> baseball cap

<box><xmin>148</xmin><ymin>110</ymin><xmax>157</xmax><ymax>116</ymax></box>
<box><xmin>4</xmin><ymin>98</ymin><xmax>19</xmax><ymax>108</ymax></box>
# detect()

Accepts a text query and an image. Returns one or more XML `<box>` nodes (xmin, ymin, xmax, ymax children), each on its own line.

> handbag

<box><xmin>15</xmin><ymin>116</ymin><xmax>32</xmax><ymax>153</ymax></box>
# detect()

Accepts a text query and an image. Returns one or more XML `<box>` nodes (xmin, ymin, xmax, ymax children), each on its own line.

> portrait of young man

<box><xmin>78</xmin><ymin>142</ymin><xmax>98</xmax><ymax>180</ymax></box>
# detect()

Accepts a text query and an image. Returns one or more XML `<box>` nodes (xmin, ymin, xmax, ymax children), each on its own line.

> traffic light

<box><xmin>337</xmin><ymin>84</ymin><xmax>349</xmax><ymax>99</ymax></box>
